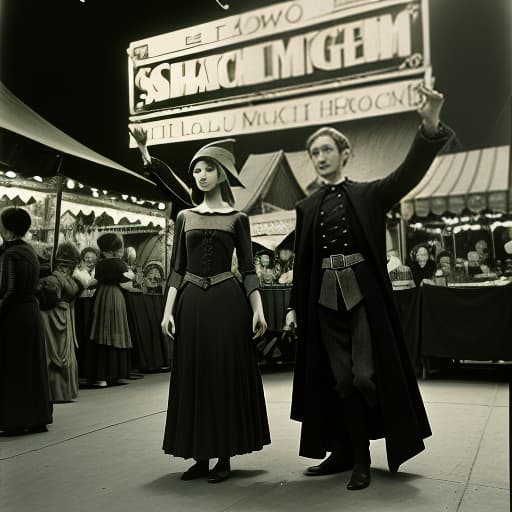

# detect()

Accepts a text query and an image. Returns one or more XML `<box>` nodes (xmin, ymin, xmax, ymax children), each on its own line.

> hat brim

<box><xmin>189</xmin><ymin>157</ymin><xmax>245</xmax><ymax>189</ymax></box>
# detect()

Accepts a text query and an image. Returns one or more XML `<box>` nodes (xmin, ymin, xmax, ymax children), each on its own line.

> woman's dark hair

<box><xmin>0</xmin><ymin>207</ymin><xmax>31</xmax><ymax>237</ymax></box>
<box><xmin>189</xmin><ymin>158</ymin><xmax>234</xmax><ymax>206</ymax></box>
<box><xmin>80</xmin><ymin>246</ymin><xmax>99</xmax><ymax>260</ymax></box>
<box><xmin>410</xmin><ymin>243</ymin><xmax>431</xmax><ymax>262</ymax></box>
<box><xmin>436</xmin><ymin>250</ymin><xmax>453</xmax><ymax>264</ymax></box>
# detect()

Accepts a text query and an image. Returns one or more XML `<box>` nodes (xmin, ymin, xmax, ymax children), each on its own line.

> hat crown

<box><xmin>55</xmin><ymin>242</ymin><xmax>80</xmax><ymax>264</ymax></box>
<box><xmin>97</xmin><ymin>232</ymin><xmax>123</xmax><ymax>252</ymax></box>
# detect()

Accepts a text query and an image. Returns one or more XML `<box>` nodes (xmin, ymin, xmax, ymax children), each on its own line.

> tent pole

<box><xmin>51</xmin><ymin>155</ymin><xmax>64</xmax><ymax>271</ymax></box>
<box><xmin>399</xmin><ymin>218</ymin><xmax>408</xmax><ymax>263</ymax></box>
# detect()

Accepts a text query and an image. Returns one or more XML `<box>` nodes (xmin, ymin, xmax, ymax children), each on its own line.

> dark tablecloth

<box><xmin>393</xmin><ymin>287</ymin><xmax>422</xmax><ymax>372</ymax></box>
<box><xmin>420</xmin><ymin>283</ymin><xmax>512</xmax><ymax>360</ymax></box>
<box><xmin>394</xmin><ymin>284</ymin><xmax>512</xmax><ymax>363</ymax></box>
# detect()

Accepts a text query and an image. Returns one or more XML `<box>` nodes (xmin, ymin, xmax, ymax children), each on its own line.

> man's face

<box><xmin>309</xmin><ymin>135</ymin><xmax>346</xmax><ymax>181</ymax></box>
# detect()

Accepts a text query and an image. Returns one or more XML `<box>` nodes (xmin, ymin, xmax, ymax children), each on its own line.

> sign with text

<box><xmin>129</xmin><ymin>78</ymin><xmax>424</xmax><ymax>146</ymax></box>
<box><xmin>128</xmin><ymin>0</ymin><xmax>428</xmax><ymax>118</ymax></box>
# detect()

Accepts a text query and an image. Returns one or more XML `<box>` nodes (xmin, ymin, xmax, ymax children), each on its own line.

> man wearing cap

<box><xmin>285</xmin><ymin>85</ymin><xmax>454</xmax><ymax>490</ymax></box>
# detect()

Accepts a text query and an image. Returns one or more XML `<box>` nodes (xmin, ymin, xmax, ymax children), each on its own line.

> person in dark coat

<box><xmin>0</xmin><ymin>207</ymin><xmax>53</xmax><ymax>435</ymax></box>
<box><xmin>284</xmin><ymin>85</ymin><xmax>454</xmax><ymax>490</ymax></box>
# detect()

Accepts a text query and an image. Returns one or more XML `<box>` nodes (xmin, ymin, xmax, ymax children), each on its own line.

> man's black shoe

<box><xmin>181</xmin><ymin>461</ymin><xmax>209</xmax><ymax>480</ymax></box>
<box><xmin>346</xmin><ymin>464</ymin><xmax>371</xmax><ymax>490</ymax></box>
<box><xmin>304</xmin><ymin>454</ymin><xmax>353</xmax><ymax>476</ymax></box>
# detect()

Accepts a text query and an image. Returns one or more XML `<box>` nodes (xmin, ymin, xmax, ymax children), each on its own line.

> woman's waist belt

<box><xmin>183</xmin><ymin>271</ymin><xmax>234</xmax><ymax>290</ymax></box>
<box><xmin>319</xmin><ymin>253</ymin><xmax>365</xmax><ymax>311</ymax></box>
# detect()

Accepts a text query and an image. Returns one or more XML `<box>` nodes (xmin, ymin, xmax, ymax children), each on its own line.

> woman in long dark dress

<box><xmin>132</xmin><ymin>129</ymin><xmax>270</xmax><ymax>483</ymax></box>
<box><xmin>89</xmin><ymin>233</ymin><xmax>133</xmax><ymax>385</ymax></box>
<box><xmin>0</xmin><ymin>208</ymin><xmax>53</xmax><ymax>434</ymax></box>
<box><xmin>41</xmin><ymin>242</ymin><xmax>81</xmax><ymax>402</ymax></box>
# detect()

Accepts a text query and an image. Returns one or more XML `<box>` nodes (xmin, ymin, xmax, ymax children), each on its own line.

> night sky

<box><xmin>1</xmin><ymin>0</ymin><xmax>510</xmax><ymax>183</ymax></box>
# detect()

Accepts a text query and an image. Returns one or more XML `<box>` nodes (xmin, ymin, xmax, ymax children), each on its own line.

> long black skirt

<box><xmin>163</xmin><ymin>279</ymin><xmax>270</xmax><ymax>460</ymax></box>
<box><xmin>0</xmin><ymin>300</ymin><xmax>53</xmax><ymax>431</ymax></box>
<box><xmin>75</xmin><ymin>297</ymin><xmax>94</xmax><ymax>379</ymax></box>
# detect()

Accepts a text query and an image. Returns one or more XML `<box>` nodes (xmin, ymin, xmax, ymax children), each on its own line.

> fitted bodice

<box><xmin>169</xmin><ymin>210</ymin><xmax>258</xmax><ymax>289</ymax></box>
<box><xmin>185</xmin><ymin>229</ymin><xmax>236</xmax><ymax>276</ymax></box>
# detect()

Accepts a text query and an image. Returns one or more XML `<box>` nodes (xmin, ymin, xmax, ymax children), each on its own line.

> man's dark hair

<box><xmin>306</xmin><ymin>127</ymin><xmax>352</xmax><ymax>156</ymax></box>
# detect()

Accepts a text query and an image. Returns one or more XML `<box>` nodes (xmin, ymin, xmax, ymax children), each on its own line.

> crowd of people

<box><xmin>0</xmin><ymin>207</ymin><xmax>172</xmax><ymax>437</ymax></box>
<box><xmin>254</xmin><ymin>247</ymin><xmax>295</xmax><ymax>286</ymax></box>
<box><xmin>2</xmin><ymin>83</ymin><xmax>454</xmax><ymax>491</ymax></box>
<box><xmin>388</xmin><ymin>237</ymin><xmax>504</xmax><ymax>289</ymax></box>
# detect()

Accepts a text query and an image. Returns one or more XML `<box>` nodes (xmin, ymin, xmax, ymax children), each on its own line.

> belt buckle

<box><xmin>202</xmin><ymin>277</ymin><xmax>211</xmax><ymax>290</ymax></box>
<box><xmin>330</xmin><ymin>254</ymin><xmax>345</xmax><ymax>269</ymax></box>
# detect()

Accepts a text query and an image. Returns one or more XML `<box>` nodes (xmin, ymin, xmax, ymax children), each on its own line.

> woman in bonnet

<box><xmin>132</xmin><ymin>128</ymin><xmax>270</xmax><ymax>484</ymax></box>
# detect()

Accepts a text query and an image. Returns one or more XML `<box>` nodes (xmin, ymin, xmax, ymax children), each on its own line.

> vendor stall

<box><xmin>401</xmin><ymin>145</ymin><xmax>511</xmax><ymax>266</ymax></box>
<box><xmin>395</xmin><ymin>282</ymin><xmax>512</xmax><ymax>378</ymax></box>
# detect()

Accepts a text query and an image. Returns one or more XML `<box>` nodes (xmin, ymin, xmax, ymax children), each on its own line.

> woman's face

<box><xmin>82</xmin><ymin>251</ymin><xmax>97</xmax><ymax>271</ymax></box>
<box><xmin>144</xmin><ymin>267</ymin><xmax>162</xmax><ymax>288</ymax></box>
<box><xmin>260</xmin><ymin>254</ymin><xmax>271</xmax><ymax>266</ymax></box>
<box><xmin>415</xmin><ymin>247</ymin><xmax>429</xmax><ymax>268</ymax></box>
<box><xmin>192</xmin><ymin>160</ymin><xmax>220</xmax><ymax>192</ymax></box>
<box><xmin>279</xmin><ymin>249</ymin><xmax>292</xmax><ymax>261</ymax></box>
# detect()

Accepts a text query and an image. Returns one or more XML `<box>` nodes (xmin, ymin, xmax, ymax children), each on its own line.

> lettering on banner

<box><xmin>131</xmin><ymin>6</ymin><xmax>418</xmax><ymax>112</ymax></box>
<box><xmin>130</xmin><ymin>79</ymin><xmax>423</xmax><ymax>146</ymax></box>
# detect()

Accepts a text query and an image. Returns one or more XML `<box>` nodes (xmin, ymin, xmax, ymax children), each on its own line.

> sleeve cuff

<box><xmin>167</xmin><ymin>270</ymin><xmax>184</xmax><ymax>290</ymax></box>
<box><xmin>418</xmin><ymin>121</ymin><xmax>452</xmax><ymax>141</ymax></box>
<box><xmin>243</xmin><ymin>272</ymin><xmax>260</xmax><ymax>297</ymax></box>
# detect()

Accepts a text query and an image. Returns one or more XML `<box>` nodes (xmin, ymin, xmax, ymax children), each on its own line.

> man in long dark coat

<box><xmin>285</xmin><ymin>85</ymin><xmax>453</xmax><ymax>490</ymax></box>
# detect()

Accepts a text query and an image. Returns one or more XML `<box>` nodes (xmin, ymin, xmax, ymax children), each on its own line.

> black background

<box><xmin>1</xmin><ymin>0</ymin><xmax>510</xmax><ymax>181</ymax></box>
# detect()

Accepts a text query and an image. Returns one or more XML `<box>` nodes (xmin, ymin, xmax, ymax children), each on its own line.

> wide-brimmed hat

<box><xmin>504</xmin><ymin>240</ymin><xmax>512</xmax><ymax>255</ymax></box>
<box><xmin>188</xmin><ymin>138</ymin><xmax>245</xmax><ymax>188</ymax></box>
<box><xmin>143</xmin><ymin>260</ymin><xmax>164</xmax><ymax>276</ymax></box>
<box><xmin>55</xmin><ymin>242</ymin><xmax>80</xmax><ymax>266</ymax></box>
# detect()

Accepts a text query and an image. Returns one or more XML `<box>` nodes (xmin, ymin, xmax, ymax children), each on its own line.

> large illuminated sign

<box><xmin>128</xmin><ymin>0</ymin><xmax>430</xmax><ymax>145</ymax></box>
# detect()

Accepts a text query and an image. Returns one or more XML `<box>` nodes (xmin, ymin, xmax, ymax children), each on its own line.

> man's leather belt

<box><xmin>321</xmin><ymin>252</ymin><xmax>365</xmax><ymax>270</ymax></box>
<box><xmin>319</xmin><ymin>253</ymin><xmax>365</xmax><ymax>311</ymax></box>
<box><xmin>183</xmin><ymin>271</ymin><xmax>234</xmax><ymax>290</ymax></box>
